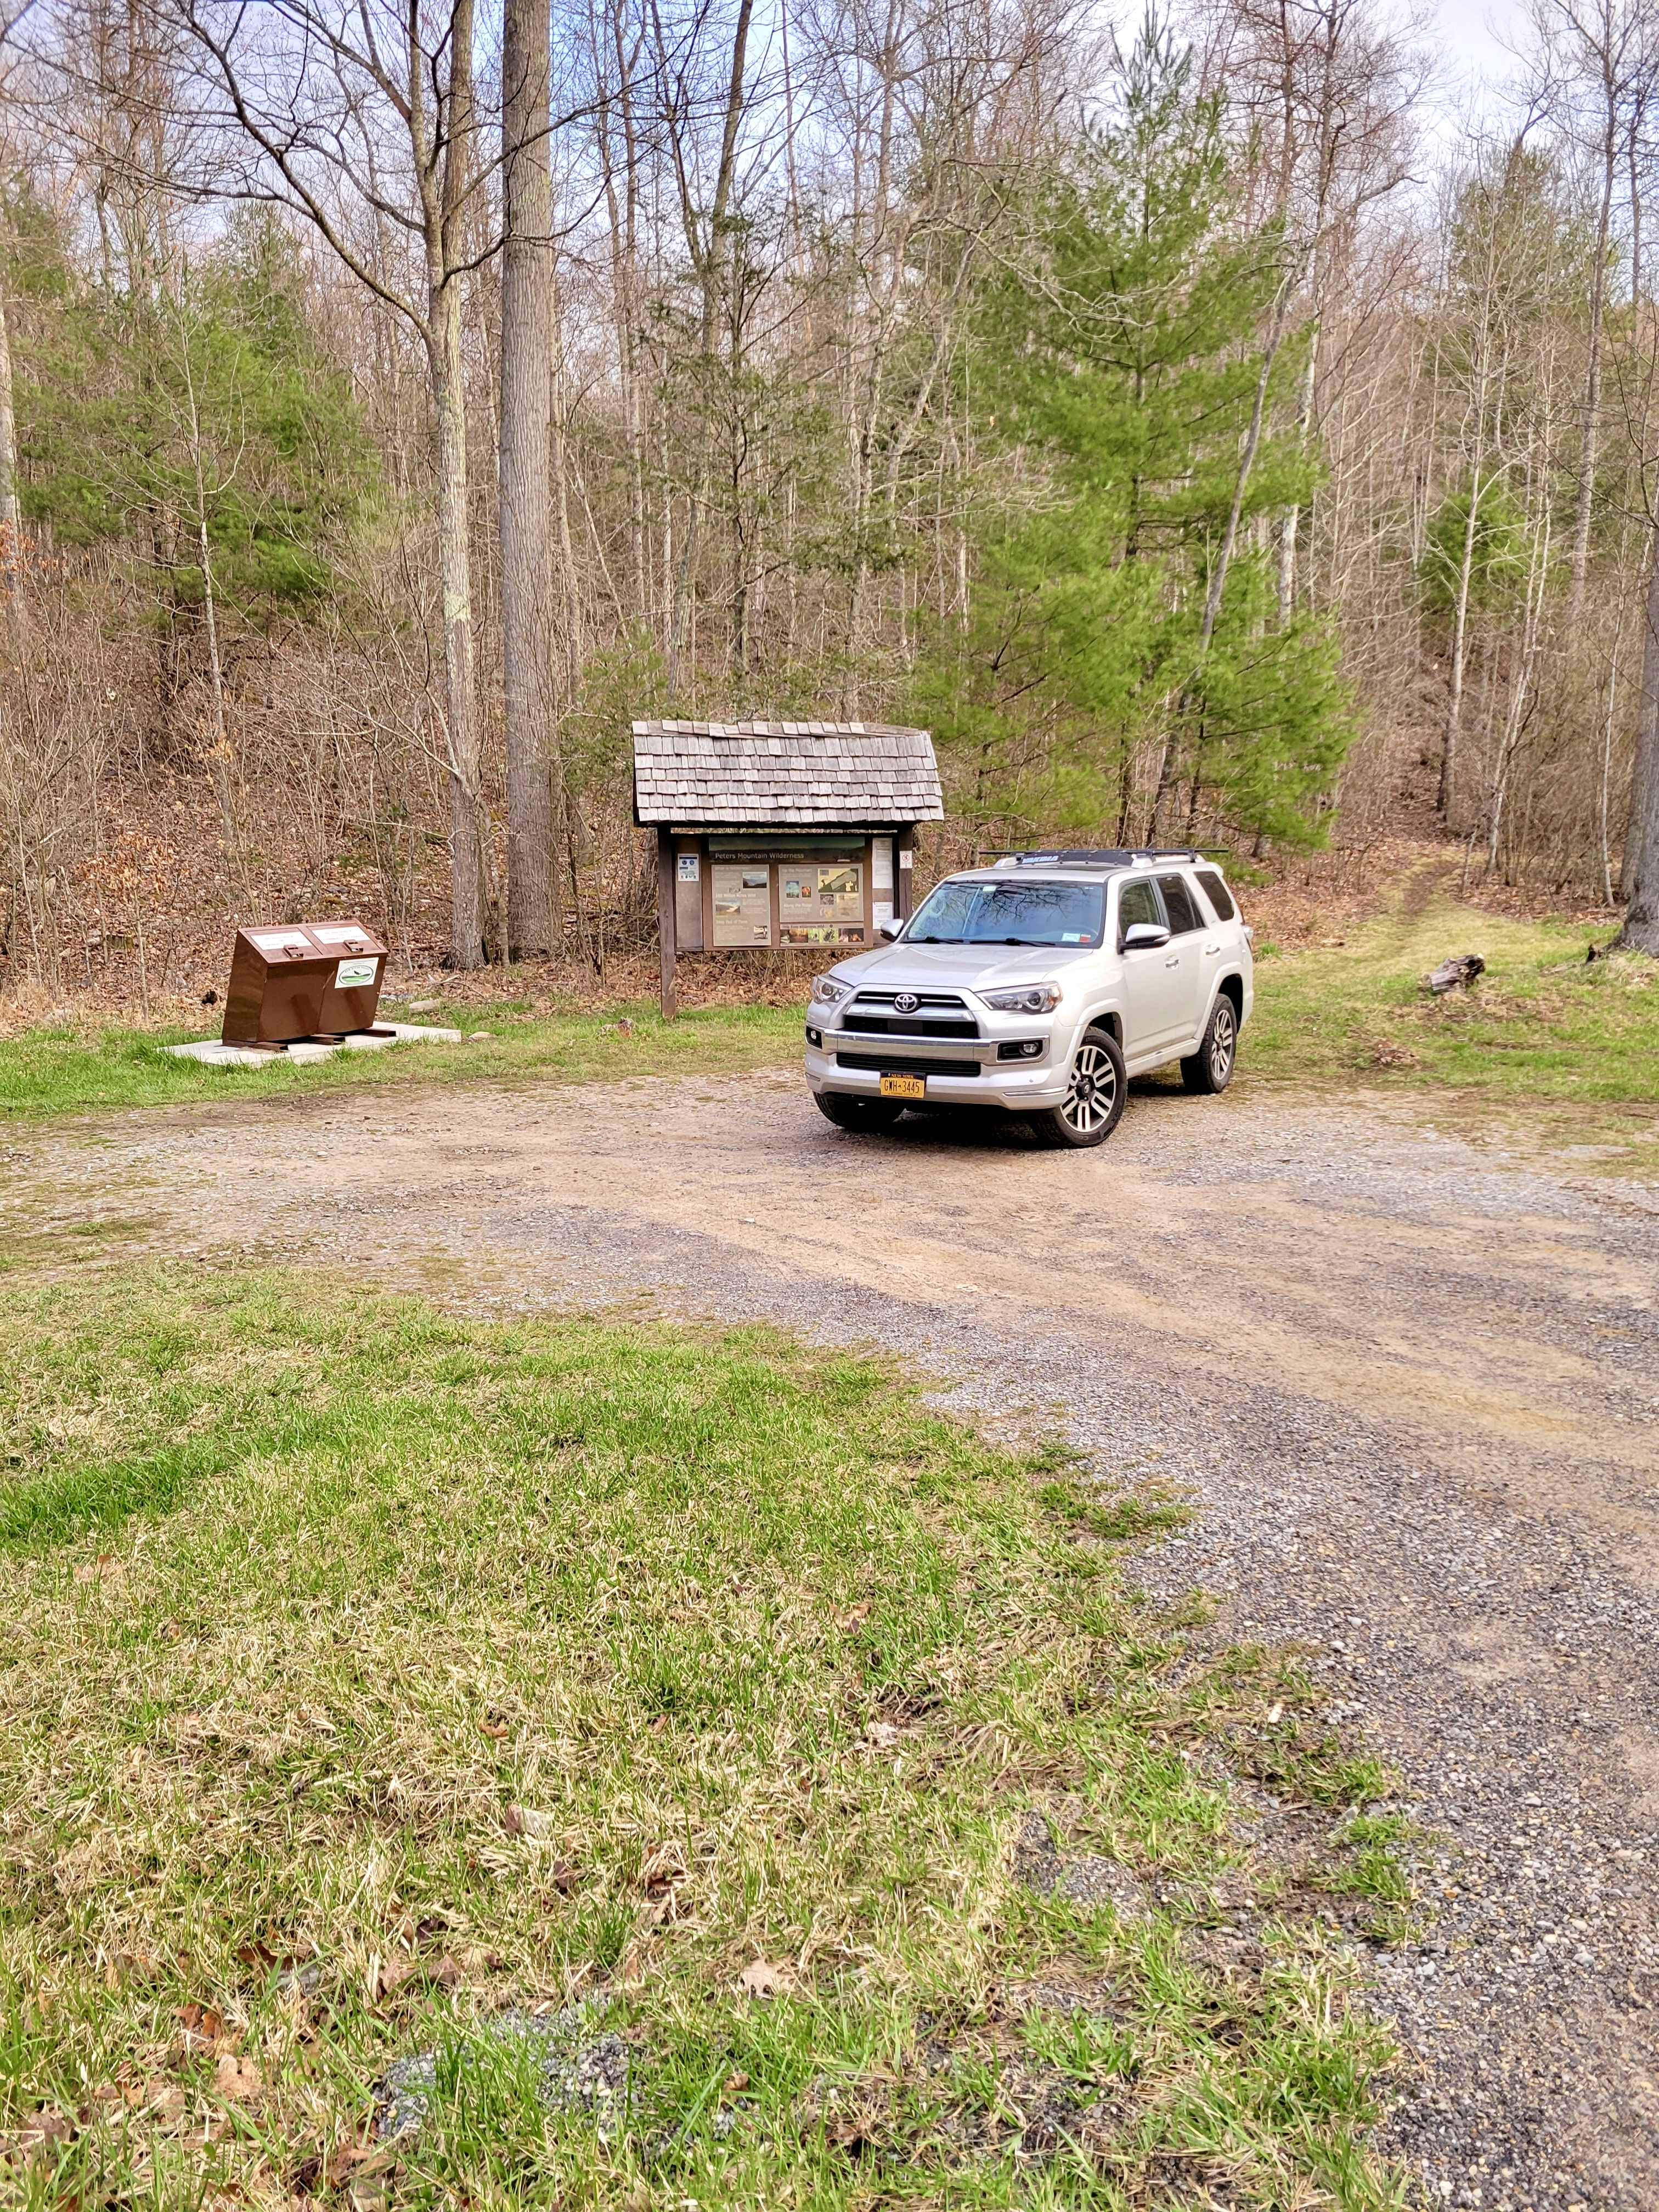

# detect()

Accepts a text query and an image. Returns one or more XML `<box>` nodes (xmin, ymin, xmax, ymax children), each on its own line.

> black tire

<box><xmin>1182</xmin><ymin>993</ymin><xmax>1238</xmax><ymax>1094</ymax></box>
<box><xmin>1026</xmin><ymin>1026</ymin><xmax>1126</xmax><ymax>1149</ymax></box>
<box><xmin>815</xmin><ymin>1091</ymin><xmax>906</xmax><ymax>1132</ymax></box>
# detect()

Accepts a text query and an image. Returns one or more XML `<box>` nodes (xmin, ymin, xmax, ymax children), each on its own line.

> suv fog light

<box><xmin>806</xmin><ymin>1025</ymin><xmax>823</xmax><ymax>1048</ymax></box>
<box><xmin>997</xmin><ymin>1039</ymin><xmax>1044</xmax><ymax>1060</ymax></box>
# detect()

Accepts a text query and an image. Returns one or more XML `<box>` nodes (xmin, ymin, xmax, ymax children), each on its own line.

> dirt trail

<box><xmin>8</xmin><ymin>1067</ymin><xmax>1659</xmax><ymax>2208</ymax></box>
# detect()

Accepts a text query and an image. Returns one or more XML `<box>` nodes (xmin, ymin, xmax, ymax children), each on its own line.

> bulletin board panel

<box><xmin>711</xmin><ymin>860</ymin><xmax>774</xmax><ymax>946</ymax></box>
<box><xmin>677</xmin><ymin>834</ymin><xmax>888</xmax><ymax>953</ymax></box>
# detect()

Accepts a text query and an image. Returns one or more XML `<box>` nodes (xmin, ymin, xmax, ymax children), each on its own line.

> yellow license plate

<box><xmin>880</xmin><ymin>1073</ymin><xmax>926</xmax><ymax>1101</ymax></box>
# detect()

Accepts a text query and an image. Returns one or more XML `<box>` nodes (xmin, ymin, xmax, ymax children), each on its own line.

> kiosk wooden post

<box><xmin>656</xmin><ymin>827</ymin><xmax>678</xmax><ymax>1021</ymax></box>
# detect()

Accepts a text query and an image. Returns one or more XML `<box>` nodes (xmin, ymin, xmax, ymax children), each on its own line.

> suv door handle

<box><xmin>1204</xmin><ymin>942</ymin><xmax>1222</xmax><ymax>955</ymax></box>
<box><xmin>1163</xmin><ymin>955</ymin><xmax>1180</xmax><ymax>968</ymax></box>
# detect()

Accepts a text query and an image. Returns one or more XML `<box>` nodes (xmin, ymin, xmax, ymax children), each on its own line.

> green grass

<box><xmin>7</xmin><ymin>878</ymin><xmax>1659</xmax><ymax>1143</ymax></box>
<box><xmin>0</xmin><ymin>1266</ymin><xmax>1412</xmax><ymax>2210</ymax></box>
<box><xmin>1244</xmin><ymin>889</ymin><xmax>1659</xmax><ymax>1140</ymax></box>
<box><xmin>0</xmin><ymin>1000</ymin><xmax>804</xmax><ymax>1123</ymax></box>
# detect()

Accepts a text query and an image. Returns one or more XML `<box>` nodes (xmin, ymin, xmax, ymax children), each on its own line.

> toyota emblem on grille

<box><xmin>894</xmin><ymin>991</ymin><xmax>919</xmax><ymax>1013</ymax></box>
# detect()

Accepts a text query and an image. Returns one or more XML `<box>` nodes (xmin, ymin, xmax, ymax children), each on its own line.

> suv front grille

<box><xmin>844</xmin><ymin>991</ymin><xmax>979</xmax><ymax>1041</ymax></box>
<box><xmin>842</xmin><ymin>1014</ymin><xmax>978</xmax><ymax>1038</ymax></box>
<box><xmin>836</xmin><ymin>1052</ymin><xmax>980</xmax><ymax>1079</ymax></box>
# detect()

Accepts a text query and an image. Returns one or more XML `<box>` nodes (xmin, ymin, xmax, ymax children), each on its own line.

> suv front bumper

<box><xmin>804</xmin><ymin>1024</ymin><xmax>1070</xmax><ymax>1110</ymax></box>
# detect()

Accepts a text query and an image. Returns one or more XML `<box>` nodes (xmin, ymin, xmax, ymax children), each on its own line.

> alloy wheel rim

<box><xmin>1211</xmin><ymin>1005</ymin><xmax>1235</xmax><ymax>1079</ymax></box>
<box><xmin>1063</xmin><ymin>1043</ymin><xmax>1117</xmax><ymax>1133</ymax></box>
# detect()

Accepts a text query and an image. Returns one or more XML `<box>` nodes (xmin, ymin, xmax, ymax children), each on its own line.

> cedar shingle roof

<box><xmin>631</xmin><ymin>719</ymin><xmax>944</xmax><ymax>826</ymax></box>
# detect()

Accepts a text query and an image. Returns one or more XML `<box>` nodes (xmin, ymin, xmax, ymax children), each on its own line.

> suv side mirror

<box><xmin>878</xmin><ymin>917</ymin><xmax>905</xmax><ymax>941</ymax></box>
<box><xmin>1120</xmin><ymin>921</ymin><xmax>1171</xmax><ymax>951</ymax></box>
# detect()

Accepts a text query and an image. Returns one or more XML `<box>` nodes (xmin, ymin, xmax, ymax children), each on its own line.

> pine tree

<box><xmin>11</xmin><ymin>203</ymin><xmax>373</xmax><ymax>623</ymax></box>
<box><xmin>918</xmin><ymin>16</ymin><xmax>1350</xmax><ymax>851</ymax></box>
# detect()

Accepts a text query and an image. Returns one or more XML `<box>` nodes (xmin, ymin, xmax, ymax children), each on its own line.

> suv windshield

<box><xmin>907</xmin><ymin>878</ymin><xmax>1105</xmax><ymax>946</ymax></box>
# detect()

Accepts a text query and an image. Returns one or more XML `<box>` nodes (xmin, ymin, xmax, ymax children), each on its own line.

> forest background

<box><xmin>4</xmin><ymin>0</ymin><xmax>1659</xmax><ymax>1008</ymax></box>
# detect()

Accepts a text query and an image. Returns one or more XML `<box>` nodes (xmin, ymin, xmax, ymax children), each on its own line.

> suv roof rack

<box><xmin>988</xmin><ymin>847</ymin><xmax>1205</xmax><ymax>869</ymax></box>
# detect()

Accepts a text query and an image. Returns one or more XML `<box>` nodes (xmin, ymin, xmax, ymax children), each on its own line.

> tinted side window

<box><xmin>1118</xmin><ymin>878</ymin><xmax>1162</xmax><ymax>936</ymax></box>
<box><xmin>1157</xmin><ymin>873</ymin><xmax>1201</xmax><ymax>935</ymax></box>
<box><xmin>1195</xmin><ymin>869</ymin><xmax>1236</xmax><ymax>921</ymax></box>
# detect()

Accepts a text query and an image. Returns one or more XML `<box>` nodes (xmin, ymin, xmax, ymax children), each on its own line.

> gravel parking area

<box><xmin>9</xmin><ymin>1065</ymin><xmax>1658</xmax><ymax>2208</ymax></box>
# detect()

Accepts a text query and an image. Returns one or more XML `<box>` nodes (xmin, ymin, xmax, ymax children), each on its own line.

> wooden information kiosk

<box><xmin>631</xmin><ymin>719</ymin><xmax>945</xmax><ymax>1018</ymax></box>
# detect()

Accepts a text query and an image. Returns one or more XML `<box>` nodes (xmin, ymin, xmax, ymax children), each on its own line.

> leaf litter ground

<box><xmin>0</xmin><ymin>1265</ymin><xmax>1420</xmax><ymax>2208</ymax></box>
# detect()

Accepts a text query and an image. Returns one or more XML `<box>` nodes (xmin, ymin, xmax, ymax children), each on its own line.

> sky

<box><xmin>1427</xmin><ymin>0</ymin><xmax>1531</xmax><ymax>117</ymax></box>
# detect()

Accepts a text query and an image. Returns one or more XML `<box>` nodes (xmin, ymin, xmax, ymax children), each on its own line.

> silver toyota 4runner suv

<box><xmin>803</xmin><ymin>847</ymin><xmax>1253</xmax><ymax>1148</ymax></box>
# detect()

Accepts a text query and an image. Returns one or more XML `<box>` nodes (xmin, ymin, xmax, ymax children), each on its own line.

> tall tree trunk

<box><xmin>663</xmin><ymin>0</ymin><xmax>754</xmax><ymax>700</ymax></box>
<box><xmin>1617</xmin><ymin>511</ymin><xmax>1659</xmax><ymax>947</ymax></box>
<box><xmin>1570</xmin><ymin>110</ymin><xmax>1617</xmax><ymax>619</ymax></box>
<box><xmin>500</xmin><ymin>0</ymin><xmax>556</xmax><ymax>956</ymax></box>
<box><xmin>1441</xmin><ymin>469</ymin><xmax>1483</xmax><ymax>822</ymax></box>
<box><xmin>430</xmin><ymin>287</ymin><xmax>486</xmax><ymax>968</ymax></box>
<box><xmin>0</xmin><ymin>269</ymin><xmax>21</xmax><ymax>658</ymax></box>
<box><xmin>182</xmin><ymin>346</ymin><xmax>238</xmax><ymax>855</ymax></box>
<box><xmin>431</xmin><ymin>0</ymin><xmax>486</xmax><ymax>968</ymax></box>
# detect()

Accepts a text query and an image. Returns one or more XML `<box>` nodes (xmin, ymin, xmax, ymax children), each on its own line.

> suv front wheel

<box><xmin>1028</xmin><ymin>1026</ymin><xmax>1126</xmax><ymax>1149</ymax></box>
<box><xmin>1181</xmin><ymin>994</ymin><xmax>1237</xmax><ymax>1094</ymax></box>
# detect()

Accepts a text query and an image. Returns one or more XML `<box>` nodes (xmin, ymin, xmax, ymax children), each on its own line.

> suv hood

<box><xmin>828</xmin><ymin>941</ymin><xmax>1099</xmax><ymax>992</ymax></box>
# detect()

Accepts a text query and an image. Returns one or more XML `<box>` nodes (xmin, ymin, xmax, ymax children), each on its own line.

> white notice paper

<box><xmin>872</xmin><ymin>837</ymin><xmax>894</xmax><ymax>892</ymax></box>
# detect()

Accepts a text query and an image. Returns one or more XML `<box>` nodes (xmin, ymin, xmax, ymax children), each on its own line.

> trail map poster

<box><xmin>777</xmin><ymin>857</ymin><xmax>865</xmax><ymax>945</ymax></box>
<box><xmin>780</xmin><ymin>862</ymin><xmax>863</xmax><ymax>921</ymax></box>
<box><xmin>711</xmin><ymin>865</ymin><xmax>772</xmax><ymax>946</ymax></box>
<box><xmin>816</xmin><ymin>862</ymin><xmax>863</xmax><ymax>921</ymax></box>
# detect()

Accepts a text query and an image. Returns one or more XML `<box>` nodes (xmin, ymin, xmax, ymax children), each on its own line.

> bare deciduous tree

<box><xmin>500</xmin><ymin>0</ymin><xmax>556</xmax><ymax>953</ymax></box>
<box><xmin>175</xmin><ymin>0</ymin><xmax>495</xmax><ymax>964</ymax></box>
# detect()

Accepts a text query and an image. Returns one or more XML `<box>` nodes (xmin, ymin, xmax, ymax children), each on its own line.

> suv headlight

<box><xmin>979</xmin><ymin>982</ymin><xmax>1062</xmax><ymax>1014</ymax></box>
<box><xmin>809</xmin><ymin>975</ymin><xmax>850</xmax><ymax>1007</ymax></box>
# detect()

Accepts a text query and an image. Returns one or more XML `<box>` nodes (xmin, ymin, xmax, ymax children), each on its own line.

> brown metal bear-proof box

<box><xmin>221</xmin><ymin>922</ymin><xmax>389</xmax><ymax>1046</ymax></box>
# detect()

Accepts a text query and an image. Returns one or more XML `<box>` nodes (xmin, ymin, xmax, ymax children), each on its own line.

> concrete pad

<box><xmin>341</xmin><ymin>1023</ymin><xmax>465</xmax><ymax>1050</ymax></box>
<box><xmin>165</xmin><ymin>1023</ymin><xmax>466</xmax><ymax>1070</ymax></box>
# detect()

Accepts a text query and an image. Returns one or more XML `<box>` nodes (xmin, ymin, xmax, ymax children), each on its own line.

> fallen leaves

<box><xmin>213</xmin><ymin>2052</ymin><xmax>263</xmax><ymax>2104</ymax></box>
<box><xmin>865</xmin><ymin>1720</ymin><xmax>901</xmax><ymax>1749</ymax></box>
<box><xmin>144</xmin><ymin>2080</ymin><xmax>187</xmax><ymax>2128</ymax></box>
<box><xmin>1</xmin><ymin>2107</ymin><xmax>76</xmax><ymax>2167</ymax></box>
<box><xmin>374</xmin><ymin>1953</ymin><xmax>462</xmax><ymax>2002</ymax></box>
<box><xmin>838</xmin><ymin>1601</ymin><xmax>873</xmax><ymax>1629</ymax></box>
<box><xmin>74</xmin><ymin>1552</ymin><xmax>122</xmax><ymax>1583</ymax></box>
<box><xmin>176</xmin><ymin>2001</ymin><xmax>226</xmax><ymax>2052</ymax></box>
<box><xmin>737</xmin><ymin>1959</ymin><xmax>785</xmax><ymax>2000</ymax></box>
<box><xmin>292</xmin><ymin>2133</ymin><xmax>398</xmax><ymax>2199</ymax></box>
<box><xmin>374</xmin><ymin>1956</ymin><xmax>419</xmax><ymax>2001</ymax></box>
